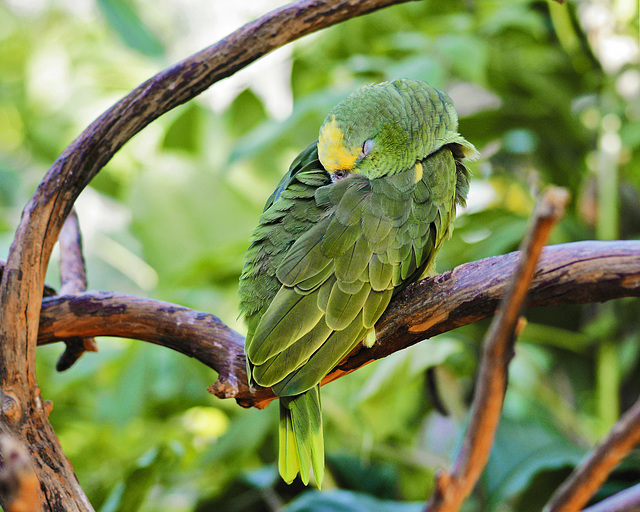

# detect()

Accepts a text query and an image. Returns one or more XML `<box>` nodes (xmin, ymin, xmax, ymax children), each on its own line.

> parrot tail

<box><xmin>279</xmin><ymin>386</ymin><xmax>324</xmax><ymax>488</ymax></box>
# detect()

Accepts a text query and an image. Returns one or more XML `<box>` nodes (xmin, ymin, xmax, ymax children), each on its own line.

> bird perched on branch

<box><xmin>238</xmin><ymin>79</ymin><xmax>477</xmax><ymax>487</ymax></box>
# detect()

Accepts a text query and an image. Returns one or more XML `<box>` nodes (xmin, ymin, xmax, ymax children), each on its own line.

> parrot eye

<box><xmin>331</xmin><ymin>169</ymin><xmax>349</xmax><ymax>182</ymax></box>
<box><xmin>360</xmin><ymin>139</ymin><xmax>374</xmax><ymax>159</ymax></box>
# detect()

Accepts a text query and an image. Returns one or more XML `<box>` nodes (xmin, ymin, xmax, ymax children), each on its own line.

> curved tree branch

<box><xmin>0</xmin><ymin>0</ymin><xmax>596</xmax><ymax>509</ymax></box>
<box><xmin>1</xmin><ymin>0</ymin><xmax>416</xmax><ymax>382</ymax></box>
<box><xmin>35</xmin><ymin>239</ymin><xmax>640</xmax><ymax>410</ymax></box>
<box><xmin>0</xmin><ymin>1</ymin><xmax>414</xmax><ymax>509</ymax></box>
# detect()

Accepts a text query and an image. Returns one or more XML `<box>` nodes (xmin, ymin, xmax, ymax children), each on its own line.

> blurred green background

<box><xmin>1</xmin><ymin>0</ymin><xmax>639</xmax><ymax>510</ymax></box>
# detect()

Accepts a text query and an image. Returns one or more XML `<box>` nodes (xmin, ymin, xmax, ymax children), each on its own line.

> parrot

<box><xmin>238</xmin><ymin>79</ymin><xmax>478</xmax><ymax>487</ymax></box>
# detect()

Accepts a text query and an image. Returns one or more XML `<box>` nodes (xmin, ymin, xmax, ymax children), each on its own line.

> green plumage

<box><xmin>239</xmin><ymin>79</ymin><xmax>477</xmax><ymax>487</ymax></box>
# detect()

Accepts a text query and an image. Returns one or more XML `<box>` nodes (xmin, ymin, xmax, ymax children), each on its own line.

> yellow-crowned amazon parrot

<box><xmin>238</xmin><ymin>79</ymin><xmax>477</xmax><ymax>487</ymax></box>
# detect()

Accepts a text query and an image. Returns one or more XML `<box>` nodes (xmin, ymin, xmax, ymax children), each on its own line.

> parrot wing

<box><xmin>238</xmin><ymin>142</ymin><xmax>331</xmax><ymax>336</ymax></box>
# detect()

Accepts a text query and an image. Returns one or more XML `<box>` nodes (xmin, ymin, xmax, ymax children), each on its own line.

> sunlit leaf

<box><xmin>96</xmin><ymin>0</ymin><xmax>164</xmax><ymax>57</ymax></box>
<box><xmin>163</xmin><ymin>104</ymin><xmax>203</xmax><ymax>154</ymax></box>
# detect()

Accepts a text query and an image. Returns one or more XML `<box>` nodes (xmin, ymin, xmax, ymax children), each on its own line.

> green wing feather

<box><xmin>239</xmin><ymin>143</ymin><xmax>331</xmax><ymax>337</ymax></box>
<box><xmin>240</xmin><ymin>122</ymin><xmax>473</xmax><ymax>488</ymax></box>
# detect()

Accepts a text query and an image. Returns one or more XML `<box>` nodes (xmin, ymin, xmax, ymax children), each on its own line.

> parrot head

<box><xmin>318</xmin><ymin>79</ymin><xmax>463</xmax><ymax>180</ymax></box>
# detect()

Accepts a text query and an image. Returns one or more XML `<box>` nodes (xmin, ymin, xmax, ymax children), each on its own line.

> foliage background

<box><xmin>0</xmin><ymin>0</ymin><xmax>639</xmax><ymax>510</ymax></box>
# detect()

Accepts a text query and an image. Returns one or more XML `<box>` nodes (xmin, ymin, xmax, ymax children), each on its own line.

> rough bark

<box><xmin>32</xmin><ymin>239</ymin><xmax>640</xmax><ymax>410</ymax></box>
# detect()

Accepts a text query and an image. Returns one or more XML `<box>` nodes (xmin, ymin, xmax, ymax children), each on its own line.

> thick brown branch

<box><xmin>544</xmin><ymin>397</ymin><xmax>640</xmax><ymax>512</ymax></box>
<box><xmin>35</xmin><ymin>240</ymin><xmax>640</xmax><ymax>409</ymax></box>
<box><xmin>38</xmin><ymin>292</ymin><xmax>246</xmax><ymax>400</ymax></box>
<box><xmin>424</xmin><ymin>187</ymin><xmax>569</xmax><ymax>511</ymax></box>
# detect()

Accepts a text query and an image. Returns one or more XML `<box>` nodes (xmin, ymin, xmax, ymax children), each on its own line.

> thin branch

<box><xmin>33</xmin><ymin>239</ymin><xmax>639</xmax><ymax>409</ymax></box>
<box><xmin>580</xmin><ymin>482</ymin><xmax>640</xmax><ymax>512</ymax></box>
<box><xmin>424</xmin><ymin>187</ymin><xmax>570</xmax><ymax>512</ymax></box>
<box><xmin>59</xmin><ymin>209</ymin><xmax>88</xmax><ymax>296</ymax></box>
<box><xmin>57</xmin><ymin>209</ymin><xmax>98</xmax><ymax>371</ymax></box>
<box><xmin>544</xmin><ymin>397</ymin><xmax>640</xmax><ymax>512</ymax></box>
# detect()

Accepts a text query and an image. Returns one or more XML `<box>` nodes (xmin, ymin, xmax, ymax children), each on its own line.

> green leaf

<box><xmin>482</xmin><ymin>415</ymin><xmax>585</xmax><ymax>511</ymax></box>
<box><xmin>223</xmin><ymin>88</ymin><xmax>269</xmax><ymax>138</ymax></box>
<box><xmin>96</xmin><ymin>0</ymin><xmax>164</xmax><ymax>57</ymax></box>
<box><xmin>130</xmin><ymin>158</ymin><xmax>256</xmax><ymax>290</ymax></box>
<box><xmin>283</xmin><ymin>490</ymin><xmax>423</xmax><ymax>512</ymax></box>
<box><xmin>479</xmin><ymin>4</ymin><xmax>548</xmax><ymax>38</ymax></box>
<box><xmin>100</xmin><ymin>444</ymin><xmax>182</xmax><ymax>512</ymax></box>
<box><xmin>435</xmin><ymin>34</ymin><xmax>489</xmax><ymax>84</ymax></box>
<box><xmin>357</xmin><ymin>339</ymin><xmax>463</xmax><ymax>403</ymax></box>
<box><xmin>162</xmin><ymin>104</ymin><xmax>203</xmax><ymax>154</ymax></box>
<box><xmin>228</xmin><ymin>87</ymin><xmax>354</xmax><ymax>164</ymax></box>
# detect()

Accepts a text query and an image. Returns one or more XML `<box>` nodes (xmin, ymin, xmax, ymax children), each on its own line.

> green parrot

<box><xmin>238</xmin><ymin>79</ymin><xmax>477</xmax><ymax>487</ymax></box>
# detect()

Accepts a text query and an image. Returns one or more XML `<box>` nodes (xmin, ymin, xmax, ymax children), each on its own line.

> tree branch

<box><xmin>0</xmin><ymin>1</ymin><xmax>414</xmax><ymax>509</ymax></box>
<box><xmin>580</xmin><ymin>482</ymin><xmax>640</xmax><ymax>512</ymax></box>
<box><xmin>1</xmin><ymin>0</ymin><xmax>417</xmax><ymax>386</ymax></box>
<box><xmin>424</xmin><ymin>187</ymin><xmax>569</xmax><ymax>511</ymax></box>
<box><xmin>544</xmin><ymin>396</ymin><xmax>640</xmax><ymax>512</ymax></box>
<box><xmin>38</xmin><ymin>291</ymin><xmax>247</xmax><ymax>400</ymax></box>
<box><xmin>59</xmin><ymin>209</ymin><xmax>88</xmax><ymax>296</ymax></box>
<box><xmin>57</xmin><ymin>209</ymin><xmax>98</xmax><ymax>372</ymax></box>
<box><xmin>33</xmin><ymin>239</ymin><xmax>640</xmax><ymax>410</ymax></box>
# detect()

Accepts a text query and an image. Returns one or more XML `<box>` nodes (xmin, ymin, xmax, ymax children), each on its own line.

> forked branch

<box><xmin>0</xmin><ymin>0</ymin><xmax>628</xmax><ymax>510</ymax></box>
<box><xmin>32</xmin><ymin>190</ymin><xmax>640</xmax><ymax>510</ymax></box>
<box><xmin>57</xmin><ymin>209</ymin><xmax>98</xmax><ymax>371</ymax></box>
